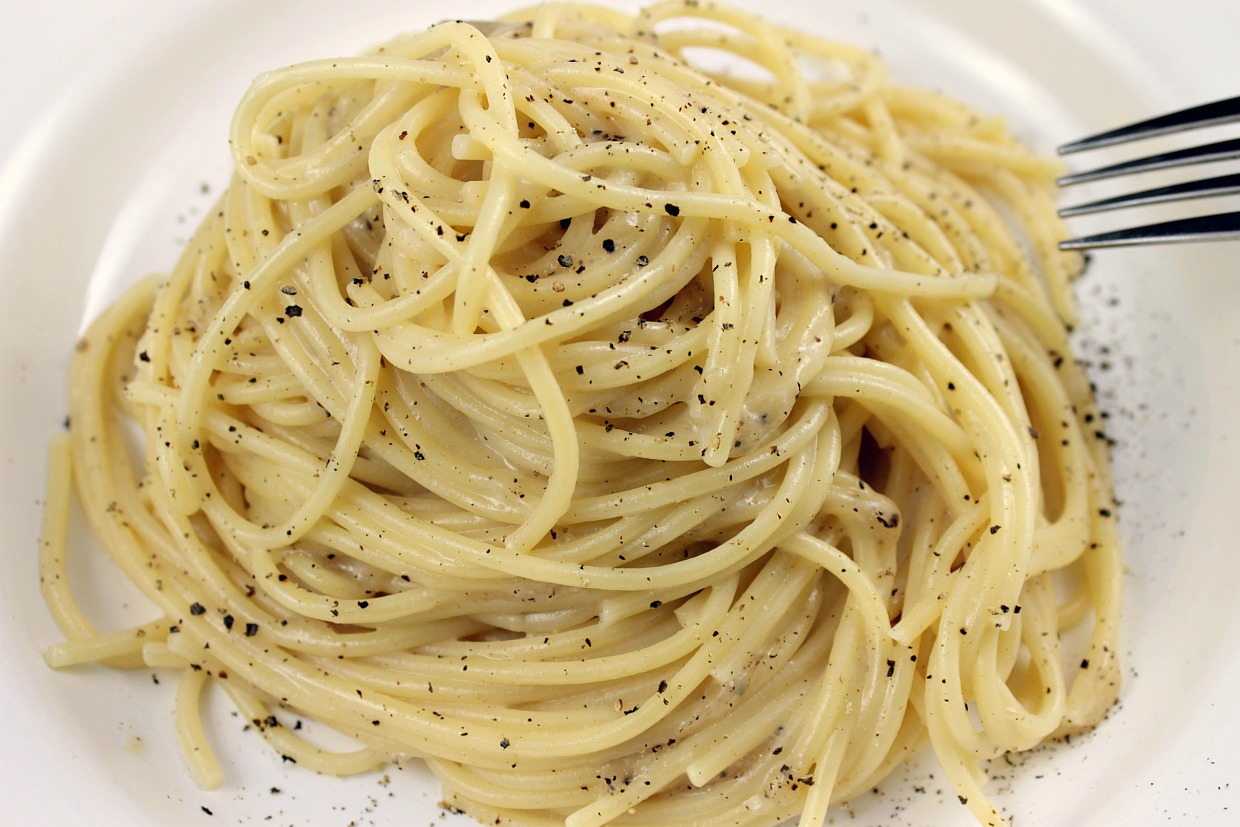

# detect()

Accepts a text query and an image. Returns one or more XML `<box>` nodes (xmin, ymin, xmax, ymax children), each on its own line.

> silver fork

<box><xmin>1055</xmin><ymin>95</ymin><xmax>1240</xmax><ymax>250</ymax></box>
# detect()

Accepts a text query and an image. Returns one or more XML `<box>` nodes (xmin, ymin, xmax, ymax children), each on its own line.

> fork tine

<box><xmin>1056</xmin><ymin>137</ymin><xmax>1240</xmax><ymax>186</ymax></box>
<box><xmin>1058</xmin><ymin>95</ymin><xmax>1240</xmax><ymax>154</ymax></box>
<box><xmin>1058</xmin><ymin>172</ymin><xmax>1240</xmax><ymax>217</ymax></box>
<box><xmin>1058</xmin><ymin>211</ymin><xmax>1240</xmax><ymax>250</ymax></box>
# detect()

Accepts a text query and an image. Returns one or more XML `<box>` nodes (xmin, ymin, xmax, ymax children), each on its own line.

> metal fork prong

<box><xmin>1058</xmin><ymin>172</ymin><xmax>1240</xmax><ymax>217</ymax></box>
<box><xmin>1056</xmin><ymin>137</ymin><xmax>1240</xmax><ymax>186</ymax></box>
<box><xmin>1058</xmin><ymin>211</ymin><xmax>1240</xmax><ymax>250</ymax></box>
<box><xmin>1058</xmin><ymin>95</ymin><xmax>1240</xmax><ymax>154</ymax></box>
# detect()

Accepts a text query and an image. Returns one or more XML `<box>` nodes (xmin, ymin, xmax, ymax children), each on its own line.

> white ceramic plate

<box><xmin>3</xmin><ymin>1</ymin><xmax>1238</xmax><ymax>824</ymax></box>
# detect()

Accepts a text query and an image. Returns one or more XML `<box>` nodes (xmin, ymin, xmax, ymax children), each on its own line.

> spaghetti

<box><xmin>40</xmin><ymin>2</ymin><xmax>1122</xmax><ymax>825</ymax></box>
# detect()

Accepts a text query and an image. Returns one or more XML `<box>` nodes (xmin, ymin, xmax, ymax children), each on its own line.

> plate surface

<box><xmin>2</xmin><ymin>1</ymin><xmax>1238</xmax><ymax>825</ymax></box>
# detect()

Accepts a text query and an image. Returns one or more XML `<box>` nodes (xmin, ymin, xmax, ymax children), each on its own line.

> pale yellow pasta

<box><xmin>40</xmin><ymin>2</ymin><xmax>1121</xmax><ymax>826</ymax></box>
